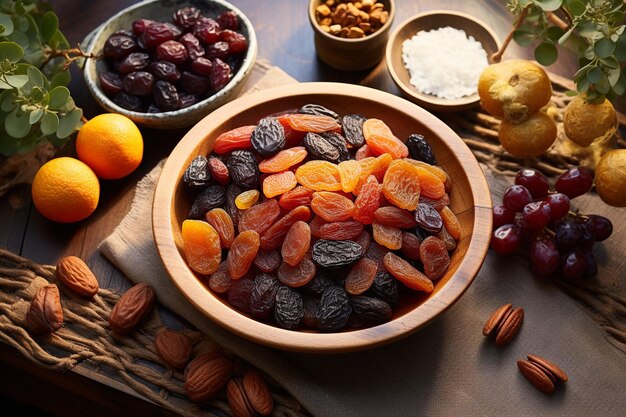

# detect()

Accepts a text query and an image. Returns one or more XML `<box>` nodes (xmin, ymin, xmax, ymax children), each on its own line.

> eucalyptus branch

<box><xmin>41</xmin><ymin>43</ymin><xmax>100</xmax><ymax>70</ymax></box>
<box><xmin>491</xmin><ymin>6</ymin><xmax>530</xmax><ymax>63</ymax></box>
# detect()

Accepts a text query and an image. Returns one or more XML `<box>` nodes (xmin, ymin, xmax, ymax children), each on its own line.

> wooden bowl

<box><xmin>386</xmin><ymin>10</ymin><xmax>500</xmax><ymax>112</ymax></box>
<box><xmin>308</xmin><ymin>0</ymin><xmax>395</xmax><ymax>71</ymax></box>
<box><xmin>153</xmin><ymin>83</ymin><xmax>493</xmax><ymax>352</ymax></box>
<box><xmin>83</xmin><ymin>0</ymin><xmax>257</xmax><ymax>129</ymax></box>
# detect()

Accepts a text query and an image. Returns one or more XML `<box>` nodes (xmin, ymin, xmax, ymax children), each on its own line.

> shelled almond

<box><xmin>315</xmin><ymin>0</ymin><xmax>389</xmax><ymax>38</ymax></box>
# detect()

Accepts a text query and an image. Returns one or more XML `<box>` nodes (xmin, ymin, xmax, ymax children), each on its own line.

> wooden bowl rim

<box><xmin>153</xmin><ymin>82</ymin><xmax>493</xmax><ymax>353</ymax></box>
<box><xmin>385</xmin><ymin>10</ymin><xmax>500</xmax><ymax>111</ymax></box>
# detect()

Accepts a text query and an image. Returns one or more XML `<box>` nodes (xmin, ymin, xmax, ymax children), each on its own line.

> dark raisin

<box><xmin>148</xmin><ymin>60</ymin><xmax>181</xmax><ymax>83</ymax></box>
<box><xmin>210</xmin><ymin>58</ymin><xmax>232</xmax><ymax>91</ymax></box>
<box><xmin>225</xmin><ymin>183</ymin><xmax>245</xmax><ymax>229</ymax></box>
<box><xmin>118</xmin><ymin>52</ymin><xmax>150</xmax><ymax>75</ymax></box>
<box><xmin>179</xmin><ymin>32</ymin><xmax>205</xmax><ymax>61</ymax></box>
<box><xmin>414</xmin><ymin>226</ymin><xmax>431</xmax><ymax>242</ymax></box>
<box><xmin>415</xmin><ymin>203</ymin><xmax>443</xmax><ymax>234</ymax></box>
<box><xmin>274</xmin><ymin>286</ymin><xmax>304</xmax><ymax>329</ymax></box>
<box><xmin>191</xmin><ymin>57</ymin><xmax>213</xmax><ymax>77</ymax></box>
<box><xmin>181</xmin><ymin>71</ymin><xmax>211</xmax><ymax>95</ymax></box>
<box><xmin>152</xmin><ymin>80</ymin><xmax>180</xmax><ymax>112</ymax></box>
<box><xmin>317</xmin><ymin>286</ymin><xmax>352</xmax><ymax>331</ymax></box>
<box><xmin>189</xmin><ymin>184</ymin><xmax>226</xmax><ymax>218</ymax></box>
<box><xmin>123</xmin><ymin>71</ymin><xmax>154</xmax><ymax>96</ymax></box>
<box><xmin>142</xmin><ymin>22</ymin><xmax>181</xmax><ymax>49</ymax></box>
<box><xmin>253</xmin><ymin>250</ymin><xmax>281</xmax><ymax>273</ymax></box>
<box><xmin>103</xmin><ymin>34</ymin><xmax>137</xmax><ymax>60</ymax></box>
<box><xmin>179</xmin><ymin>93</ymin><xmax>198</xmax><ymax>109</ymax></box>
<box><xmin>227</xmin><ymin>150</ymin><xmax>259</xmax><ymax>189</ymax></box>
<box><xmin>250</xmin><ymin>273</ymin><xmax>280</xmax><ymax>320</ymax></box>
<box><xmin>350</xmin><ymin>296</ymin><xmax>392</xmax><ymax>324</ymax></box>
<box><xmin>99</xmin><ymin>72</ymin><xmax>123</xmax><ymax>95</ymax></box>
<box><xmin>299</xmin><ymin>104</ymin><xmax>339</xmax><ymax>121</ymax></box>
<box><xmin>312</xmin><ymin>239</ymin><xmax>363</xmax><ymax>269</ymax></box>
<box><xmin>304</xmin><ymin>270</ymin><xmax>334</xmax><ymax>295</ymax></box>
<box><xmin>302</xmin><ymin>297</ymin><xmax>320</xmax><ymax>328</ymax></box>
<box><xmin>183</xmin><ymin>155</ymin><xmax>211</xmax><ymax>189</ymax></box>
<box><xmin>173</xmin><ymin>6</ymin><xmax>202</xmax><ymax>30</ymax></box>
<box><xmin>250</xmin><ymin>118</ymin><xmax>286</xmax><ymax>157</ymax></box>
<box><xmin>193</xmin><ymin>17</ymin><xmax>220</xmax><ymax>44</ymax></box>
<box><xmin>146</xmin><ymin>104</ymin><xmax>160</xmax><ymax>113</ymax></box>
<box><xmin>217</xmin><ymin>11</ymin><xmax>239</xmax><ymax>30</ymax></box>
<box><xmin>132</xmin><ymin>19</ymin><xmax>155</xmax><ymax>36</ymax></box>
<box><xmin>341</xmin><ymin>114</ymin><xmax>367</xmax><ymax>147</ymax></box>
<box><xmin>406</xmin><ymin>133</ymin><xmax>437</xmax><ymax>165</ymax></box>
<box><xmin>228</xmin><ymin>278</ymin><xmax>254</xmax><ymax>314</ymax></box>
<box><xmin>303</xmin><ymin>132</ymin><xmax>340</xmax><ymax>162</ymax></box>
<box><xmin>366</xmin><ymin>272</ymin><xmax>399</xmax><ymax>305</ymax></box>
<box><xmin>156</xmin><ymin>40</ymin><xmax>189</xmax><ymax>65</ymax></box>
<box><xmin>206</xmin><ymin>41</ymin><xmax>230</xmax><ymax>59</ymax></box>
<box><xmin>113</xmin><ymin>92</ymin><xmax>144</xmax><ymax>112</ymax></box>
<box><xmin>321</xmin><ymin>131</ymin><xmax>350</xmax><ymax>162</ymax></box>
<box><xmin>220</xmin><ymin>29</ymin><xmax>248</xmax><ymax>54</ymax></box>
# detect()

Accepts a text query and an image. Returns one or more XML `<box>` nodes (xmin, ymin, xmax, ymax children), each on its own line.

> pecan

<box><xmin>527</xmin><ymin>354</ymin><xmax>568</xmax><ymax>384</ymax></box>
<box><xmin>184</xmin><ymin>354</ymin><xmax>233</xmax><ymax>402</ymax></box>
<box><xmin>56</xmin><ymin>256</ymin><xmax>99</xmax><ymax>298</ymax></box>
<box><xmin>155</xmin><ymin>329</ymin><xmax>192</xmax><ymax>370</ymax></box>
<box><xmin>227</xmin><ymin>369</ymin><xmax>273</xmax><ymax>417</ymax></box>
<box><xmin>517</xmin><ymin>354</ymin><xmax>568</xmax><ymax>394</ymax></box>
<box><xmin>26</xmin><ymin>284</ymin><xmax>63</xmax><ymax>335</ymax></box>
<box><xmin>109</xmin><ymin>283</ymin><xmax>155</xmax><ymax>335</ymax></box>
<box><xmin>482</xmin><ymin>303</ymin><xmax>524</xmax><ymax>346</ymax></box>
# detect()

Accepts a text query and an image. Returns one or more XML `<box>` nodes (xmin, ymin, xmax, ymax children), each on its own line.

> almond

<box><xmin>155</xmin><ymin>329</ymin><xmax>192</xmax><ymax>370</ymax></box>
<box><xmin>26</xmin><ymin>284</ymin><xmax>63</xmax><ymax>335</ymax></box>
<box><xmin>109</xmin><ymin>283</ymin><xmax>155</xmax><ymax>335</ymax></box>
<box><xmin>184</xmin><ymin>355</ymin><xmax>233</xmax><ymax>402</ymax></box>
<box><xmin>242</xmin><ymin>369</ymin><xmax>273</xmax><ymax>416</ymax></box>
<box><xmin>482</xmin><ymin>303</ymin><xmax>512</xmax><ymax>336</ymax></box>
<box><xmin>517</xmin><ymin>360</ymin><xmax>556</xmax><ymax>394</ymax></box>
<box><xmin>227</xmin><ymin>379</ymin><xmax>253</xmax><ymax>417</ymax></box>
<box><xmin>495</xmin><ymin>307</ymin><xmax>524</xmax><ymax>346</ymax></box>
<box><xmin>56</xmin><ymin>256</ymin><xmax>99</xmax><ymax>298</ymax></box>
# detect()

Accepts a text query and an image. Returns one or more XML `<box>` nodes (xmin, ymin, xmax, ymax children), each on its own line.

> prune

<box><xmin>406</xmin><ymin>133</ymin><xmax>437</xmax><ymax>165</ymax></box>
<box><xmin>191</xmin><ymin>57</ymin><xmax>213</xmax><ymax>77</ymax></box>
<box><xmin>173</xmin><ymin>6</ymin><xmax>202</xmax><ymax>30</ymax></box>
<box><xmin>99</xmin><ymin>72</ymin><xmax>123</xmax><ymax>95</ymax></box>
<box><xmin>206</xmin><ymin>41</ymin><xmax>230</xmax><ymax>59</ymax></box>
<box><xmin>366</xmin><ymin>272</ymin><xmax>399</xmax><ymax>305</ymax></box>
<box><xmin>147</xmin><ymin>104</ymin><xmax>160</xmax><ymax>113</ymax></box>
<box><xmin>183</xmin><ymin>155</ymin><xmax>211</xmax><ymax>189</ymax></box>
<box><xmin>321</xmin><ymin>132</ymin><xmax>350</xmax><ymax>162</ymax></box>
<box><xmin>210</xmin><ymin>58</ymin><xmax>233</xmax><ymax>91</ymax></box>
<box><xmin>118</xmin><ymin>52</ymin><xmax>150</xmax><ymax>75</ymax></box>
<box><xmin>188</xmin><ymin>184</ymin><xmax>226</xmax><ymax>219</ymax></box>
<box><xmin>253</xmin><ymin>250</ymin><xmax>281</xmax><ymax>273</ymax></box>
<box><xmin>227</xmin><ymin>150</ymin><xmax>260</xmax><ymax>189</ymax></box>
<box><xmin>317</xmin><ymin>286</ymin><xmax>352</xmax><ymax>331</ymax></box>
<box><xmin>312</xmin><ymin>239</ymin><xmax>362</xmax><ymax>268</ymax></box>
<box><xmin>179</xmin><ymin>93</ymin><xmax>198</xmax><ymax>109</ymax></box>
<box><xmin>225</xmin><ymin>183</ymin><xmax>245</xmax><ymax>229</ymax></box>
<box><xmin>251</xmin><ymin>118</ymin><xmax>286</xmax><ymax>157</ymax></box>
<box><xmin>228</xmin><ymin>278</ymin><xmax>254</xmax><ymax>314</ymax></box>
<box><xmin>142</xmin><ymin>22</ymin><xmax>181</xmax><ymax>49</ymax></box>
<box><xmin>194</xmin><ymin>17</ymin><xmax>220</xmax><ymax>44</ymax></box>
<box><xmin>103</xmin><ymin>34</ymin><xmax>137</xmax><ymax>59</ymax></box>
<box><xmin>153</xmin><ymin>80</ymin><xmax>180</xmax><ymax>111</ymax></box>
<box><xmin>302</xmin><ymin>297</ymin><xmax>320</xmax><ymax>328</ymax></box>
<box><xmin>274</xmin><ymin>286</ymin><xmax>304</xmax><ymax>329</ymax></box>
<box><xmin>181</xmin><ymin>71</ymin><xmax>211</xmax><ymax>95</ymax></box>
<box><xmin>350</xmin><ymin>296</ymin><xmax>392</xmax><ymax>324</ymax></box>
<box><xmin>341</xmin><ymin>114</ymin><xmax>366</xmax><ymax>147</ymax></box>
<box><xmin>132</xmin><ymin>19</ymin><xmax>155</xmax><ymax>36</ymax></box>
<box><xmin>217</xmin><ymin>10</ymin><xmax>239</xmax><ymax>30</ymax></box>
<box><xmin>156</xmin><ymin>40</ymin><xmax>189</xmax><ymax>65</ymax></box>
<box><xmin>147</xmin><ymin>61</ymin><xmax>180</xmax><ymax>83</ymax></box>
<box><xmin>304</xmin><ymin>270</ymin><xmax>334</xmax><ymax>295</ymax></box>
<box><xmin>179</xmin><ymin>32</ymin><xmax>205</xmax><ymax>61</ymax></box>
<box><xmin>208</xmin><ymin>262</ymin><xmax>233</xmax><ymax>293</ymax></box>
<box><xmin>415</xmin><ymin>203</ymin><xmax>443</xmax><ymax>234</ymax></box>
<box><xmin>250</xmin><ymin>274</ymin><xmax>280</xmax><ymax>320</ymax></box>
<box><xmin>220</xmin><ymin>29</ymin><xmax>248</xmax><ymax>54</ymax></box>
<box><xmin>303</xmin><ymin>132</ymin><xmax>340</xmax><ymax>162</ymax></box>
<box><xmin>123</xmin><ymin>71</ymin><xmax>154</xmax><ymax>96</ymax></box>
<box><xmin>299</xmin><ymin>104</ymin><xmax>340</xmax><ymax>121</ymax></box>
<box><xmin>113</xmin><ymin>92</ymin><xmax>144</xmax><ymax>112</ymax></box>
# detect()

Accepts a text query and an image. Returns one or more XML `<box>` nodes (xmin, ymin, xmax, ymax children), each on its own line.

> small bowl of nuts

<box><xmin>83</xmin><ymin>0</ymin><xmax>257</xmax><ymax>129</ymax></box>
<box><xmin>308</xmin><ymin>0</ymin><xmax>394</xmax><ymax>71</ymax></box>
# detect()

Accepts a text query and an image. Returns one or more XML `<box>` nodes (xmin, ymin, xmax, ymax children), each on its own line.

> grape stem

<box><xmin>41</xmin><ymin>43</ymin><xmax>100</xmax><ymax>70</ymax></box>
<box><xmin>490</xmin><ymin>6</ymin><xmax>530</xmax><ymax>63</ymax></box>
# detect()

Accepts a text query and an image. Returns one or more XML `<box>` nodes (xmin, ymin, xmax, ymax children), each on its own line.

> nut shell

<box><xmin>184</xmin><ymin>355</ymin><xmax>233</xmax><ymax>402</ymax></box>
<box><xmin>155</xmin><ymin>329</ymin><xmax>192</xmax><ymax>370</ymax></box>
<box><xmin>243</xmin><ymin>369</ymin><xmax>273</xmax><ymax>416</ymax></box>
<box><xmin>109</xmin><ymin>283</ymin><xmax>155</xmax><ymax>335</ymax></box>
<box><xmin>56</xmin><ymin>256</ymin><xmax>99</xmax><ymax>298</ymax></box>
<box><xmin>26</xmin><ymin>284</ymin><xmax>64</xmax><ymax>335</ymax></box>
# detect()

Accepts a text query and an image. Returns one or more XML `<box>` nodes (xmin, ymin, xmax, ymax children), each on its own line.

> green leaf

<box><xmin>583</xmin><ymin>45</ymin><xmax>595</xmax><ymax>60</ymax></box>
<box><xmin>594</xmin><ymin>38</ymin><xmax>615</xmax><ymax>59</ymax></box>
<box><xmin>564</xmin><ymin>90</ymin><xmax>579</xmax><ymax>96</ymax></box>
<box><xmin>558</xmin><ymin>25</ymin><xmax>576</xmax><ymax>45</ymax></box>
<box><xmin>0</xmin><ymin>12</ymin><xmax>13</xmax><ymax>36</ymax></box>
<box><xmin>612</xmin><ymin>72</ymin><xmax>626</xmax><ymax>95</ymax></box>
<box><xmin>535</xmin><ymin>42</ymin><xmax>558</xmax><ymax>65</ymax></box>
<box><xmin>577</xmin><ymin>77</ymin><xmax>591</xmax><ymax>93</ymax></box>
<box><xmin>532</xmin><ymin>0</ymin><xmax>562</xmax><ymax>11</ymax></box>
<box><xmin>599</xmin><ymin>56</ymin><xmax>619</xmax><ymax>69</ymax></box>
<box><xmin>50</xmin><ymin>69</ymin><xmax>70</xmax><ymax>88</ymax></box>
<box><xmin>566</xmin><ymin>0</ymin><xmax>586</xmax><ymax>16</ymax></box>
<box><xmin>29</xmin><ymin>106</ymin><xmax>42</xmax><ymax>124</ymax></box>
<box><xmin>587</xmin><ymin>66</ymin><xmax>604</xmax><ymax>84</ymax></box>
<box><xmin>39</xmin><ymin>11</ymin><xmax>57</xmax><ymax>42</ymax></box>
<box><xmin>615</xmin><ymin>34</ymin><xmax>626</xmax><ymax>61</ymax></box>
<box><xmin>5</xmin><ymin>107</ymin><xmax>30</xmax><ymax>138</ymax></box>
<box><xmin>608</xmin><ymin>66</ymin><xmax>621</xmax><ymax>86</ymax></box>
<box><xmin>48</xmin><ymin>85</ymin><xmax>69</xmax><ymax>110</ymax></box>
<box><xmin>56</xmin><ymin>107</ymin><xmax>81</xmax><ymax>138</ymax></box>
<box><xmin>0</xmin><ymin>89</ymin><xmax>15</xmax><ymax>111</ymax></box>
<box><xmin>513</xmin><ymin>30</ymin><xmax>535</xmax><ymax>47</ymax></box>
<box><xmin>40</xmin><ymin>110</ymin><xmax>58</xmax><ymax>135</ymax></box>
<box><xmin>26</xmin><ymin>65</ymin><xmax>43</xmax><ymax>87</ymax></box>
<box><xmin>546</xmin><ymin>26</ymin><xmax>565</xmax><ymax>43</ymax></box>
<box><xmin>0</xmin><ymin>41</ymin><xmax>23</xmax><ymax>63</ymax></box>
<box><xmin>595</xmin><ymin>74</ymin><xmax>611</xmax><ymax>94</ymax></box>
<box><xmin>2</xmin><ymin>74</ymin><xmax>28</xmax><ymax>88</ymax></box>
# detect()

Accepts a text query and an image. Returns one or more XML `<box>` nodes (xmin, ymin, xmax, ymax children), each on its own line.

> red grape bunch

<box><xmin>491</xmin><ymin>167</ymin><xmax>613</xmax><ymax>280</ymax></box>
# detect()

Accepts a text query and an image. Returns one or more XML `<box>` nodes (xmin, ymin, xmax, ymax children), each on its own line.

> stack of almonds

<box><xmin>315</xmin><ymin>0</ymin><xmax>389</xmax><ymax>38</ymax></box>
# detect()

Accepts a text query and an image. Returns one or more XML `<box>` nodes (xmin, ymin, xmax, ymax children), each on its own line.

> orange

<box><xmin>498</xmin><ymin>111</ymin><xmax>557</xmax><ymax>158</ymax></box>
<box><xmin>31</xmin><ymin>157</ymin><xmax>100</xmax><ymax>223</ymax></box>
<box><xmin>563</xmin><ymin>95</ymin><xmax>617</xmax><ymax>148</ymax></box>
<box><xmin>478</xmin><ymin>59</ymin><xmax>552</xmax><ymax>124</ymax></box>
<box><xmin>76</xmin><ymin>113</ymin><xmax>143</xmax><ymax>180</ymax></box>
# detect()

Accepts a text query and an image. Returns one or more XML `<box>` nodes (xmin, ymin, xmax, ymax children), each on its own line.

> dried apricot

<box><xmin>344</xmin><ymin>258</ymin><xmax>378</xmax><ymax>295</ymax></box>
<box><xmin>413</xmin><ymin>165</ymin><xmax>445</xmax><ymax>199</ymax></box>
<box><xmin>370</xmin><ymin>153</ymin><xmax>393</xmax><ymax>182</ymax></box>
<box><xmin>259</xmin><ymin>146</ymin><xmax>308</xmax><ymax>173</ymax></box>
<box><xmin>279</xmin><ymin>186</ymin><xmax>314</xmax><ymax>210</ymax></box>
<box><xmin>234</xmin><ymin>189</ymin><xmax>259</xmax><ymax>209</ymax></box>
<box><xmin>382</xmin><ymin>159</ymin><xmax>421</xmax><ymax>211</ymax></box>
<box><xmin>362</xmin><ymin>119</ymin><xmax>409</xmax><ymax>159</ymax></box>
<box><xmin>406</xmin><ymin>159</ymin><xmax>448</xmax><ymax>183</ymax></box>
<box><xmin>383</xmin><ymin>252</ymin><xmax>433</xmax><ymax>293</ymax></box>
<box><xmin>208</xmin><ymin>157</ymin><xmax>230</xmax><ymax>185</ymax></box>
<box><xmin>311</xmin><ymin>191</ymin><xmax>355</xmax><ymax>222</ymax></box>
<box><xmin>373</xmin><ymin>206</ymin><xmax>417</xmax><ymax>228</ymax></box>
<box><xmin>253</xmin><ymin>249</ymin><xmax>282</xmax><ymax>273</ymax></box>
<box><xmin>182</xmin><ymin>219</ymin><xmax>221</xmax><ymax>275</ymax></box>
<box><xmin>400</xmin><ymin>232</ymin><xmax>421</xmax><ymax>260</ymax></box>
<box><xmin>263</xmin><ymin>170</ymin><xmax>297</xmax><ymax>198</ymax></box>
<box><xmin>277</xmin><ymin>113</ymin><xmax>341</xmax><ymax>133</ymax></box>
<box><xmin>419</xmin><ymin>236</ymin><xmax>450</xmax><ymax>281</ymax></box>
<box><xmin>205</xmin><ymin>208</ymin><xmax>235</xmax><ymax>248</ymax></box>
<box><xmin>238</xmin><ymin>199</ymin><xmax>280</xmax><ymax>235</ymax></box>
<box><xmin>372</xmin><ymin>222</ymin><xmax>402</xmax><ymax>250</ymax></box>
<box><xmin>260</xmin><ymin>206</ymin><xmax>311</xmax><ymax>250</ymax></box>
<box><xmin>212</xmin><ymin>125</ymin><xmax>255</xmax><ymax>154</ymax></box>
<box><xmin>282</xmin><ymin>221</ymin><xmax>311</xmax><ymax>266</ymax></box>
<box><xmin>277</xmin><ymin>257</ymin><xmax>317</xmax><ymax>288</ymax></box>
<box><xmin>295</xmin><ymin>160</ymin><xmax>342</xmax><ymax>191</ymax></box>
<box><xmin>353</xmin><ymin>175</ymin><xmax>380</xmax><ymax>224</ymax></box>
<box><xmin>309</xmin><ymin>216</ymin><xmax>364</xmax><ymax>240</ymax></box>
<box><xmin>337</xmin><ymin>160</ymin><xmax>362</xmax><ymax>193</ymax></box>
<box><xmin>440</xmin><ymin>206</ymin><xmax>461</xmax><ymax>240</ymax></box>
<box><xmin>355</xmin><ymin>144</ymin><xmax>374</xmax><ymax>160</ymax></box>
<box><xmin>227</xmin><ymin>230</ymin><xmax>260</xmax><ymax>279</ymax></box>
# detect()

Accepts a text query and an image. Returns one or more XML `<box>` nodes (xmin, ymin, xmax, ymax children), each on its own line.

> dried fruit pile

<box><xmin>99</xmin><ymin>6</ymin><xmax>248</xmax><ymax>113</ymax></box>
<box><xmin>181</xmin><ymin>104</ymin><xmax>461</xmax><ymax>331</ymax></box>
<box><xmin>491</xmin><ymin>167</ymin><xmax>613</xmax><ymax>280</ymax></box>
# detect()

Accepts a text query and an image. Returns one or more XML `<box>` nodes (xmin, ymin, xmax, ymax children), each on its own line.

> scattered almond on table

<box><xmin>315</xmin><ymin>0</ymin><xmax>389</xmax><ymax>38</ymax></box>
<box><xmin>482</xmin><ymin>303</ymin><xmax>524</xmax><ymax>346</ymax></box>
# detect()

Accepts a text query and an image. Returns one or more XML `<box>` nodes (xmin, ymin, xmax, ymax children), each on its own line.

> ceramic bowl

<box><xmin>83</xmin><ymin>0</ymin><xmax>257</xmax><ymax>129</ymax></box>
<box><xmin>153</xmin><ymin>82</ymin><xmax>493</xmax><ymax>353</ymax></box>
<box><xmin>386</xmin><ymin>10</ymin><xmax>500</xmax><ymax>112</ymax></box>
<box><xmin>308</xmin><ymin>0</ymin><xmax>395</xmax><ymax>71</ymax></box>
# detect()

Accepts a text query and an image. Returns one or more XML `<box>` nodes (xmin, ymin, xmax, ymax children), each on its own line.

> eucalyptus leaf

<box><xmin>546</xmin><ymin>26</ymin><xmax>565</xmax><ymax>43</ymax></box>
<box><xmin>513</xmin><ymin>30</ymin><xmax>535</xmax><ymax>47</ymax></box>
<box><xmin>28</xmin><ymin>106</ymin><xmax>42</xmax><ymax>124</ymax></box>
<box><xmin>607</xmin><ymin>66</ymin><xmax>621</xmax><ymax>86</ymax></box>
<box><xmin>26</xmin><ymin>65</ymin><xmax>43</xmax><ymax>87</ymax></box>
<box><xmin>594</xmin><ymin>38</ymin><xmax>615</xmax><ymax>59</ymax></box>
<box><xmin>39</xmin><ymin>11</ymin><xmax>57</xmax><ymax>42</ymax></box>
<box><xmin>5</xmin><ymin>106</ymin><xmax>30</xmax><ymax>138</ymax></box>
<box><xmin>0</xmin><ymin>12</ymin><xmax>13</xmax><ymax>35</ymax></box>
<box><xmin>0</xmin><ymin>41</ymin><xmax>23</xmax><ymax>63</ymax></box>
<box><xmin>612</xmin><ymin>73</ymin><xmax>626</xmax><ymax>96</ymax></box>
<box><xmin>594</xmin><ymin>74</ymin><xmax>611</xmax><ymax>94</ymax></box>
<box><xmin>564</xmin><ymin>90</ymin><xmax>579</xmax><ymax>96</ymax></box>
<box><xmin>0</xmin><ymin>89</ymin><xmax>15</xmax><ymax>111</ymax></box>
<box><xmin>599</xmin><ymin>56</ymin><xmax>619</xmax><ymax>69</ymax></box>
<box><xmin>48</xmin><ymin>85</ymin><xmax>69</xmax><ymax>110</ymax></box>
<box><xmin>4</xmin><ymin>74</ymin><xmax>28</xmax><ymax>87</ymax></box>
<box><xmin>615</xmin><ymin>34</ymin><xmax>626</xmax><ymax>61</ymax></box>
<box><xmin>535</xmin><ymin>42</ymin><xmax>558</xmax><ymax>65</ymax></box>
<box><xmin>532</xmin><ymin>0</ymin><xmax>562</xmax><ymax>12</ymax></box>
<box><xmin>56</xmin><ymin>107</ymin><xmax>81</xmax><ymax>138</ymax></box>
<box><xmin>40</xmin><ymin>110</ymin><xmax>58</xmax><ymax>135</ymax></box>
<box><xmin>6</xmin><ymin>30</ymin><xmax>28</xmax><ymax>49</ymax></box>
<box><xmin>577</xmin><ymin>77</ymin><xmax>590</xmax><ymax>93</ymax></box>
<box><xmin>50</xmin><ymin>69</ymin><xmax>70</xmax><ymax>88</ymax></box>
<box><xmin>566</xmin><ymin>0</ymin><xmax>586</xmax><ymax>16</ymax></box>
<box><xmin>587</xmin><ymin>66</ymin><xmax>604</xmax><ymax>83</ymax></box>
<box><xmin>558</xmin><ymin>25</ymin><xmax>576</xmax><ymax>45</ymax></box>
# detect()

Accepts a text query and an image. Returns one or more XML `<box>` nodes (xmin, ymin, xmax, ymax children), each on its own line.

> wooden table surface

<box><xmin>0</xmin><ymin>0</ymin><xmax>582</xmax><ymax>415</ymax></box>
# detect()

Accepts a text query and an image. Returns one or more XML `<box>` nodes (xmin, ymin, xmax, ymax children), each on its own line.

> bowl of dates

<box><xmin>153</xmin><ymin>83</ymin><xmax>493</xmax><ymax>352</ymax></box>
<box><xmin>84</xmin><ymin>0</ymin><xmax>257</xmax><ymax>129</ymax></box>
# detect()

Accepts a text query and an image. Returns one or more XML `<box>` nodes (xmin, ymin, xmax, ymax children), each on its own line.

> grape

<box><xmin>582</xmin><ymin>250</ymin><xmax>598</xmax><ymax>279</ymax></box>
<box><xmin>554</xmin><ymin>167</ymin><xmax>593</xmax><ymax>199</ymax></box>
<box><xmin>492</xmin><ymin>204</ymin><xmax>516</xmax><ymax>229</ymax></box>
<box><xmin>530</xmin><ymin>237</ymin><xmax>560</xmax><ymax>277</ymax></box>
<box><xmin>490</xmin><ymin>224</ymin><xmax>521</xmax><ymax>255</ymax></box>
<box><xmin>502</xmin><ymin>185</ymin><xmax>532</xmax><ymax>212</ymax></box>
<box><xmin>578</xmin><ymin>219</ymin><xmax>595</xmax><ymax>248</ymax></box>
<box><xmin>560</xmin><ymin>249</ymin><xmax>587</xmax><ymax>280</ymax></box>
<box><xmin>515</xmin><ymin>168</ymin><xmax>549</xmax><ymax>199</ymax></box>
<box><xmin>543</xmin><ymin>193</ymin><xmax>570</xmax><ymax>222</ymax></box>
<box><xmin>587</xmin><ymin>215</ymin><xmax>612</xmax><ymax>241</ymax></box>
<box><xmin>522</xmin><ymin>201</ymin><xmax>551</xmax><ymax>230</ymax></box>
<box><xmin>554</xmin><ymin>218</ymin><xmax>581</xmax><ymax>252</ymax></box>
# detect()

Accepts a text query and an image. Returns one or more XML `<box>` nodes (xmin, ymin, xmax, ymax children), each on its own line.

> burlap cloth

<box><xmin>99</xmin><ymin>69</ymin><xmax>626</xmax><ymax>416</ymax></box>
